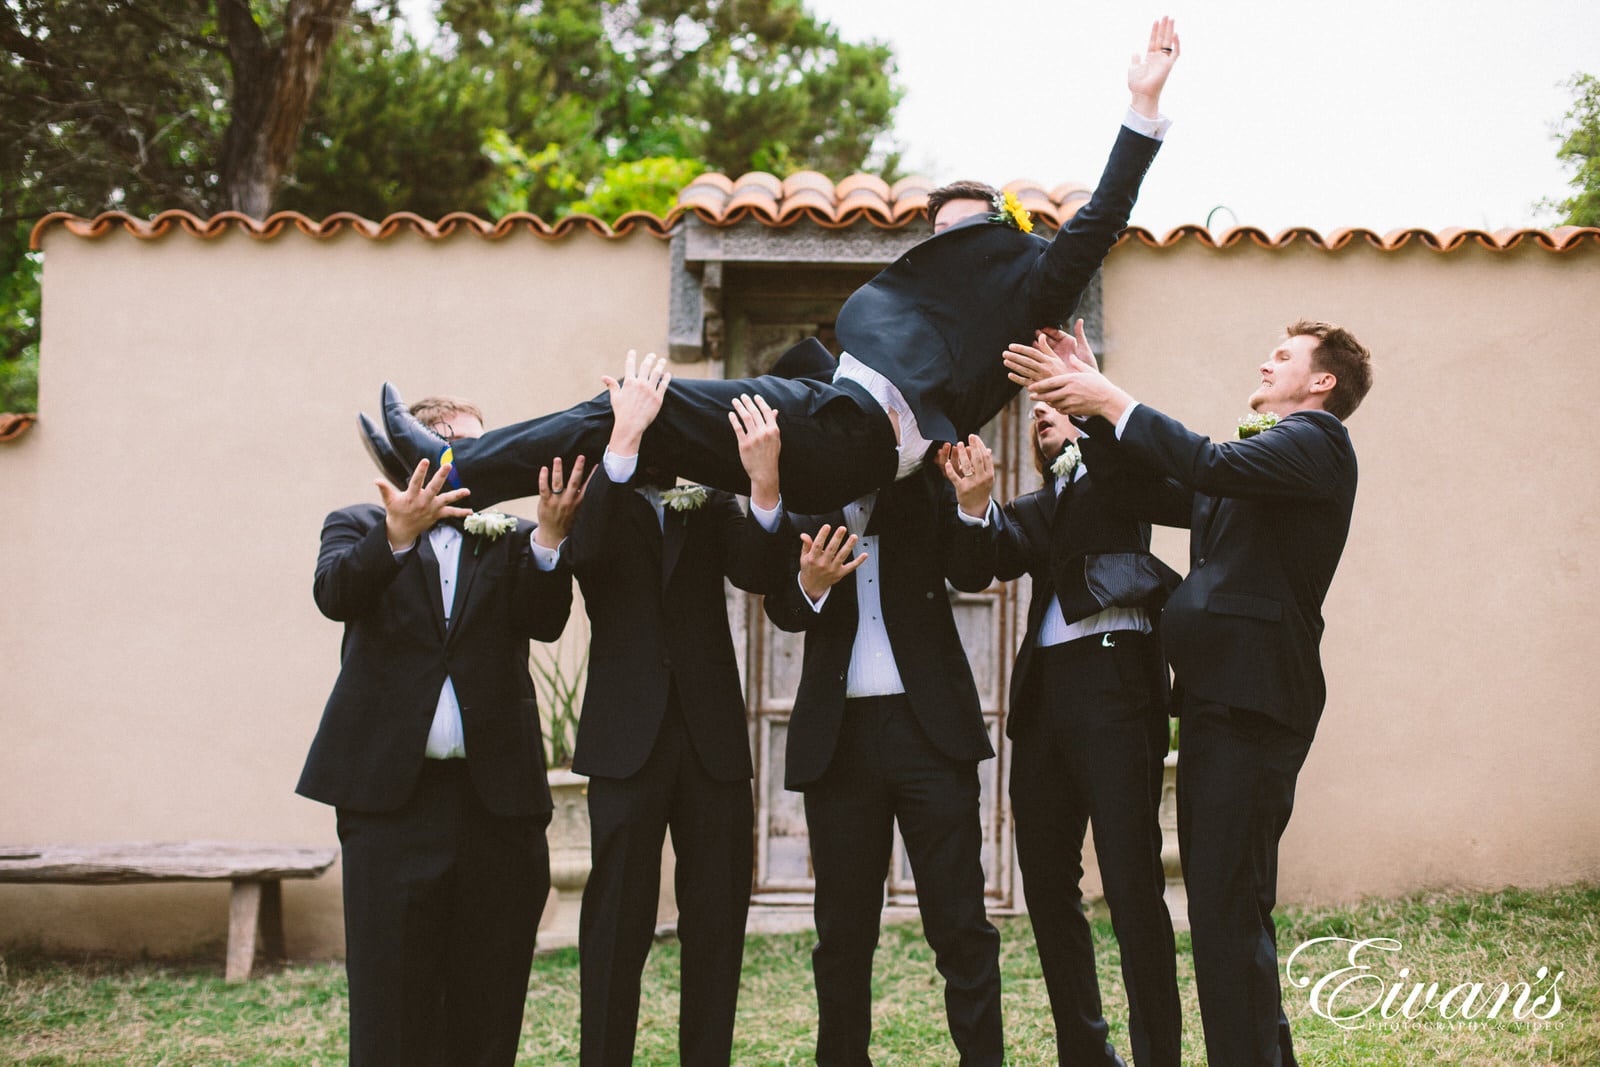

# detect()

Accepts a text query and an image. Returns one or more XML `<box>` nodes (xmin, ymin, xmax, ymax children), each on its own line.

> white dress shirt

<box><xmin>392</xmin><ymin>522</ymin><xmax>561</xmax><ymax>760</ymax></box>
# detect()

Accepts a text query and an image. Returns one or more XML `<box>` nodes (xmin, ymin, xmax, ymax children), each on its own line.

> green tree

<box><xmin>0</xmin><ymin>0</ymin><xmax>902</xmax><ymax>412</ymax></box>
<box><xmin>1547</xmin><ymin>72</ymin><xmax>1600</xmax><ymax>226</ymax></box>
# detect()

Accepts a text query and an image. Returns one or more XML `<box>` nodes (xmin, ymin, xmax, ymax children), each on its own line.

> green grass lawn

<box><xmin>2</xmin><ymin>883</ymin><xmax>1595</xmax><ymax>1065</ymax></box>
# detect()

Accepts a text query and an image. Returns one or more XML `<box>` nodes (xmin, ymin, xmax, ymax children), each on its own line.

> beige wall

<box><xmin>1098</xmin><ymin>236</ymin><xmax>1600</xmax><ymax>902</ymax></box>
<box><xmin>4</xmin><ymin>226</ymin><xmax>1597</xmax><ymax>958</ymax></box>
<box><xmin>0</xmin><ymin>227</ymin><xmax>673</xmax><ymax>956</ymax></box>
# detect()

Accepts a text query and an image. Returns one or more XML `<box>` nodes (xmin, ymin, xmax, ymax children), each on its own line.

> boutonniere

<box><xmin>1050</xmin><ymin>444</ymin><xmax>1081</xmax><ymax>480</ymax></box>
<box><xmin>661</xmin><ymin>485</ymin><xmax>708</xmax><ymax>513</ymax></box>
<box><xmin>1237</xmin><ymin>412</ymin><xmax>1281</xmax><ymax>440</ymax></box>
<box><xmin>990</xmin><ymin>190</ymin><xmax>1034</xmax><ymax>234</ymax></box>
<box><xmin>463</xmin><ymin>510</ymin><xmax>516</xmax><ymax>555</ymax></box>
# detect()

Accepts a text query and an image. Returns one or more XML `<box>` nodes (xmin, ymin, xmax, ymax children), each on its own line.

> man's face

<box><xmin>1249</xmin><ymin>334</ymin><xmax>1334</xmax><ymax>416</ymax></box>
<box><xmin>1032</xmin><ymin>401</ymin><xmax>1078</xmax><ymax>460</ymax></box>
<box><xmin>932</xmin><ymin>197</ymin><xmax>991</xmax><ymax>234</ymax></box>
<box><xmin>427</xmin><ymin>411</ymin><xmax>484</xmax><ymax>441</ymax></box>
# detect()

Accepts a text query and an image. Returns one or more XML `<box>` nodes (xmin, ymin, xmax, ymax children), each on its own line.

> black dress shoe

<box><xmin>379</xmin><ymin>382</ymin><xmax>450</xmax><ymax>480</ymax></box>
<box><xmin>358</xmin><ymin>412</ymin><xmax>411</xmax><ymax>488</ymax></box>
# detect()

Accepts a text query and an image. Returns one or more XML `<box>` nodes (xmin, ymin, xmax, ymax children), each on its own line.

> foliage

<box><xmin>0</xmin><ymin>1</ymin><xmax>903</xmax><ymax>412</ymax></box>
<box><xmin>1545</xmin><ymin>72</ymin><xmax>1600</xmax><ymax>226</ymax></box>
<box><xmin>532</xmin><ymin>641</ymin><xmax>588</xmax><ymax>768</ymax></box>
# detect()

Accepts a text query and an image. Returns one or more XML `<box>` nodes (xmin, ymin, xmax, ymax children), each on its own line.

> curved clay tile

<box><xmin>837</xmin><ymin>173</ymin><xmax>892</xmax><ymax>201</ymax></box>
<box><xmin>28</xmin><ymin>202</ymin><xmax>1600</xmax><ymax>251</ymax></box>
<box><xmin>0</xmin><ymin>412</ymin><xmax>37</xmax><ymax>444</ymax></box>
<box><xmin>684</xmin><ymin>172</ymin><xmax>735</xmax><ymax>195</ymax></box>
<box><xmin>889</xmin><ymin>175</ymin><xmax>935</xmax><ymax>201</ymax></box>
<box><xmin>731</xmin><ymin>172</ymin><xmax>783</xmax><ymax>198</ymax></box>
<box><xmin>776</xmin><ymin>187</ymin><xmax>838</xmax><ymax>224</ymax></box>
<box><xmin>781</xmin><ymin>171</ymin><xmax>836</xmax><ymax>199</ymax></box>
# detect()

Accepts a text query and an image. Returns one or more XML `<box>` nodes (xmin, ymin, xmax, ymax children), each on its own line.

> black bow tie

<box><xmin>435</xmin><ymin>516</ymin><xmax>466</xmax><ymax>533</ymax></box>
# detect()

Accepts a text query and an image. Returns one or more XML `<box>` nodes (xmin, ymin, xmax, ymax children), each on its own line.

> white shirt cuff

<box><xmin>528</xmin><ymin>533</ymin><xmax>562</xmax><ymax>571</ymax></box>
<box><xmin>1114</xmin><ymin>401</ymin><xmax>1141</xmax><ymax>440</ymax></box>
<box><xmin>602</xmin><ymin>448</ymin><xmax>638</xmax><ymax>484</ymax></box>
<box><xmin>955</xmin><ymin>499</ymin><xmax>997</xmax><ymax>527</ymax></box>
<box><xmin>800</xmin><ymin>573</ymin><xmax>829</xmax><ymax>613</ymax></box>
<box><xmin>1123</xmin><ymin>107</ymin><xmax>1171</xmax><ymax>141</ymax></box>
<box><xmin>751</xmin><ymin>498</ymin><xmax>783</xmax><ymax>533</ymax></box>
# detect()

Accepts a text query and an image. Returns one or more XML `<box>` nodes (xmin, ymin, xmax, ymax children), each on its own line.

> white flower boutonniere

<box><xmin>464</xmin><ymin>511</ymin><xmax>517</xmax><ymax>555</ymax></box>
<box><xmin>1237</xmin><ymin>412</ymin><xmax>1281</xmax><ymax>440</ymax></box>
<box><xmin>661</xmin><ymin>485</ymin><xmax>708</xmax><ymax>513</ymax></box>
<box><xmin>1050</xmin><ymin>444</ymin><xmax>1082</xmax><ymax>480</ymax></box>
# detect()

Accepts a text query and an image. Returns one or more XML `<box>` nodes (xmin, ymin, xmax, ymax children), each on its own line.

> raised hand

<box><xmin>1128</xmin><ymin>16</ymin><xmax>1179</xmax><ymax>118</ymax></box>
<box><xmin>602</xmin><ymin>349</ymin><xmax>671</xmax><ymax>456</ymax></box>
<box><xmin>379</xmin><ymin>458</ymin><xmax>471</xmax><ymax>551</ymax></box>
<box><xmin>1005</xmin><ymin>318</ymin><xmax>1099</xmax><ymax>388</ymax></box>
<box><xmin>729</xmin><ymin>393</ymin><xmax>781</xmax><ymax>511</ymax></box>
<box><xmin>798</xmin><ymin>523</ymin><xmax>866</xmax><ymax>602</ymax></box>
<box><xmin>1029</xmin><ymin>351</ymin><xmax>1134</xmax><ymax>424</ymax></box>
<box><xmin>939</xmin><ymin>435</ymin><xmax>995</xmax><ymax>519</ymax></box>
<box><xmin>533</xmin><ymin>455</ymin><xmax>589</xmax><ymax>549</ymax></box>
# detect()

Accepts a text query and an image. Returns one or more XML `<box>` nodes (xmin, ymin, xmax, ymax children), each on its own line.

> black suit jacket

<box><xmin>298</xmin><ymin>503</ymin><xmax>573</xmax><ymax>816</ymax></box>
<box><xmin>836</xmin><ymin>125</ymin><xmax>1162</xmax><ymax>444</ymax></box>
<box><xmin>1082</xmin><ymin>407</ymin><xmax>1358</xmax><ymax>739</ymax></box>
<box><xmin>565</xmin><ymin>469</ymin><xmax>784</xmax><ymax>782</ymax></box>
<box><xmin>766</xmin><ymin>467</ymin><xmax>998</xmax><ymax>789</ymax></box>
<box><xmin>993</xmin><ymin>465</ymin><xmax>1180</xmax><ymax>735</ymax></box>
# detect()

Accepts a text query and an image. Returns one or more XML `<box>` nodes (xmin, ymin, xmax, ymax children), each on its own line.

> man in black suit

<box><xmin>299</xmin><ymin>396</ymin><xmax>587</xmax><ymax>1067</ymax></box>
<box><xmin>952</xmin><ymin>378</ymin><xmax>1181</xmax><ymax>1066</ymax></box>
<box><xmin>1013</xmin><ymin>321</ymin><xmax>1374</xmax><ymax>1067</ymax></box>
<box><xmin>564</xmin><ymin>355</ymin><xmax>786</xmax><ymax>1065</ymax></box>
<box><xmin>764</xmin><ymin>440</ymin><xmax>1004</xmax><ymax>1066</ymax></box>
<box><xmin>362</xmin><ymin>20</ymin><xmax>1180</xmax><ymax>515</ymax></box>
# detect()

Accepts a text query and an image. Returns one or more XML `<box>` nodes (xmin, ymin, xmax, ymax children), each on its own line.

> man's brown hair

<box><xmin>926</xmin><ymin>180</ymin><xmax>998</xmax><ymax>227</ymax></box>
<box><xmin>1288</xmin><ymin>320</ymin><xmax>1373</xmax><ymax>420</ymax></box>
<box><xmin>409</xmin><ymin>396</ymin><xmax>484</xmax><ymax>438</ymax></box>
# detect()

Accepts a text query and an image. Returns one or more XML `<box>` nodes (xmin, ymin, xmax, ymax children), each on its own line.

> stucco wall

<box><xmin>0</xmin><ymin>226</ymin><xmax>673</xmax><ymax>957</ymax></box>
<box><xmin>1097</xmin><ymin>236</ymin><xmax>1600</xmax><ymax>902</ymax></box>
<box><xmin>4</xmin><ymin>224</ymin><xmax>1597</xmax><ymax>959</ymax></box>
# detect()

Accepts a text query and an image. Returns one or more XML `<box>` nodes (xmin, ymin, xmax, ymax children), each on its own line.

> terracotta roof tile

<box><xmin>30</xmin><ymin>181</ymin><xmax>1600</xmax><ymax>255</ymax></box>
<box><xmin>0</xmin><ymin>413</ymin><xmax>36</xmax><ymax>443</ymax></box>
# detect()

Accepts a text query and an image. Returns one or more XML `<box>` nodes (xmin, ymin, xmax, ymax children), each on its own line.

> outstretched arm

<box><xmin>721</xmin><ymin>392</ymin><xmax>788</xmax><ymax>594</ymax></box>
<box><xmin>1024</xmin><ymin>18</ymin><xmax>1179</xmax><ymax>325</ymax></box>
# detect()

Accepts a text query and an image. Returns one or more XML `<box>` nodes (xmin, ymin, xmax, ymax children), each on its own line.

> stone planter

<box><xmin>1158</xmin><ymin>751</ymin><xmax>1188</xmax><ymax>930</ymax></box>
<box><xmin>540</xmin><ymin>767</ymin><xmax>592</xmax><ymax>950</ymax></box>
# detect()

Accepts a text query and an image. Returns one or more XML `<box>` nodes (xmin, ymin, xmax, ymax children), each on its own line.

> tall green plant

<box><xmin>531</xmin><ymin>643</ymin><xmax>588</xmax><ymax>769</ymax></box>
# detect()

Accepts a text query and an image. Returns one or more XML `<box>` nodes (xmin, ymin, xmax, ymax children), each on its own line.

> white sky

<box><xmin>802</xmin><ymin>0</ymin><xmax>1599</xmax><ymax>235</ymax></box>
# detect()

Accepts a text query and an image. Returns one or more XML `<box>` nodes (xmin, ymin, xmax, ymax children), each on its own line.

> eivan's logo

<box><xmin>1284</xmin><ymin>937</ymin><xmax>1564</xmax><ymax>1030</ymax></box>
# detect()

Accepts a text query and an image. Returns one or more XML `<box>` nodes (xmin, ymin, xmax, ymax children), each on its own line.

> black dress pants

<box><xmin>578</xmin><ymin>697</ymin><xmax>755</xmax><ymax>1067</ymax></box>
<box><xmin>1177</xmin><ymin>696</ymin><xmax>1312</xmax><ymax>1067</ymax></box>
<box><xmin>802</xmin><ymin>695</ymin><xmax>1003</xmax><ymax>1067</ymax></box>
<box><xmin>337</xmin><ymin>760</ymin><xmax>550</xmax><ymax>1067</ymax></box>
<box><xmin>1009</xmin><ymin>632</ymin><xmax>1180</xmax><ymax>1067</ymax></box>
<box><xmin>449</xmin><ymin>374</ymin><xmax>898</xmax><ymax>515</ymax></box>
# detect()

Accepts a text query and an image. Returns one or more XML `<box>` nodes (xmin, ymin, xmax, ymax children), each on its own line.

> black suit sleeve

<box><xmin>711</xmin><ymin>492</ymin><xmax>787</xmax><ymax>597</ymax></box>
<box><xmin>509</xmin><ymin>520</ymin><xmax>573</xmax><ymax>642</ymax></box>
<box><xmin>992</xmin><ymin>498</ymin><xmax>1041</xmax><ymax>583</ymax></box>
<box><xmin>939</xmin><ymin>481</ymin><xmax>999</xmax><ymax>593</ymax></box>
<box><xmin>312</xmin><ymin>507</ymin><xmax>406</xmax><ymax>622</ymax></box>
<box><xmin>564</xmin><ymin>465</ymin><xmax>630</xmax><ymax>576</ymax></box>
<box><xmin>1120</xmin><ymin>405</ymin><xmax>1352</xmax><ymax>502</ymax></box>
<box><xmin>1025</xmin><ymin>125</ymin><xmax>1161</xmax><ymax>326</ymax></box>
<box><xmin>1078</xmin><ymin>426</ymin><xmax>1195</xmax><ymax>529</ymax></box>
<box><xmin>763</xmin><ymin>523</ymin><xmax>832</xmax><ymax>634</ymax></box>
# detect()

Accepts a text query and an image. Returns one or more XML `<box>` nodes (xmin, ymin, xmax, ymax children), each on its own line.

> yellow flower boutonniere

<box><xmin>990</xmin><ymin>190</ymin><xmax>1034</xmax><ymax>234</ymax></box>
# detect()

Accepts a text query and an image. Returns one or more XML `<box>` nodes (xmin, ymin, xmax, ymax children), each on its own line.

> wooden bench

<box><xmin>0</xmin><ymin>842</ymin><xmax>337</xmax><ymax>982</ymax></box>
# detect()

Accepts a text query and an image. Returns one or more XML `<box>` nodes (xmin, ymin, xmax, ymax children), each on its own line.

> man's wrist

<box><xmin>749</xmin><ymin>478</ymin><xmax>780</xmax><ymax>512</ymax></box>
<box><xmin>1130</xmin><ymin>93</ymin><xmax>1160</xmax><ymax>119</ymax></box>
<box><xmin>531</xmin><ymin>527</ymin><xmax>565</xmax><ymax>550</ymax></box>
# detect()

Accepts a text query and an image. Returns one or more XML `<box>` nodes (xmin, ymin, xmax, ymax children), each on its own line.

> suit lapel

<box><xmin>447</xmin><ymin>530</ymin><xmax>484</xmax><ymax>637</ymax></box>
<box><xmin>415</xmin><ymin>534</ymin><xmax>448</xmax><ymax>641</ymax></box>
<box><xmin>1194</xmin><ymin>493</ymin><xmax>1222</xmax><ymax>552</ymax></box>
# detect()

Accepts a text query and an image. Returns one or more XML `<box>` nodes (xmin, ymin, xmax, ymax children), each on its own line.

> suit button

<box><xmin>925</xmin><ymin>591</ymin><xmax>935</xmax><ymax>599</ymax></box>
<box><xmin>1196</xmin><ymin>557</ymin><xmax>1206</xmax><ymax>567</ymax></box>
